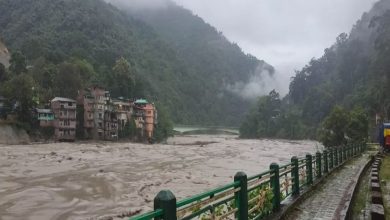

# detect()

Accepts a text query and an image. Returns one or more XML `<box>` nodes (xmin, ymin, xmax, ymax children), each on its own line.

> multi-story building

<box><xmin>104</xmin><ymin>103</ymin><xmax>118</xmax><ymax>140</ymax></box>
<box><xmin>134</xmin><ymin>99</ymin><xmax>157</xmax><ymax>141</ymax></box>
<box><xmin>39</xmin><ymin>90</ymin><xmax>156</xmax><ymax>142</ymax></box>
<box><xmin>35</xmin><ymin>108</ymin><xmax>54</xmax><ymax>127</ymax></box>
<box><xmin>77</xmin><ymin>86</ymin><xmax>118</xmax><ymax>140</ymax></box>
<box><xmin>51</xmin><ymin>97</ymin><xmax>77</xmax><ymax>141</ymax></box>
<box><xmin>112</xmin><ymin>99</ymin><xmax>133</xmax><ymax>131</ymax></box>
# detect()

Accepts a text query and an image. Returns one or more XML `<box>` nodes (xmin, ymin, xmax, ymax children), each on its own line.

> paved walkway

<box><xmin>285</xmin><ymin>154</ymin><xmax>370</xmax><ymax>220</ymax></box>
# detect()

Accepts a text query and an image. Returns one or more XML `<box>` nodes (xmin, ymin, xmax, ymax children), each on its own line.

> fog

<box><xmin>106</xmin><ymin>0</ymin><xmax>378</xmax><ymax>97</ymax></box>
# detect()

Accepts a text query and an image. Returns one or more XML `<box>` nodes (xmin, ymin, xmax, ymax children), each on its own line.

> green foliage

<box><xmin>120</xmin><ymin>119</ymin><xmax>137</xmax><ymax>139</ymax></box>
<box><xmin>153</xmin><ymin>104</ymin><xmax>174</xmax><ymax>142</ymax></box>
<box><xmin>320</xmin><ymin>106</ymin><xmax>350</xmax><ymax>147</ymax></box>
<box><xmin>0</xmin><ymin>0</ymin><xmax>266</xmax><ymax>126</ymax></box>
<box><xmin>240</xmin><ymin>90</ymin><xmax>313</xmax><ymax>139</ymax></box>
<box><xmin>248</xmin><ymin>185</ymin><xmax>274</xmax><ymax>218</ymax></box>
<box><xmin>39</xmin><ymin>126</ymin><xmax>55</xmax><ymax>140</ymax></box>
<box><xmin>9</xmin><ymin>51</ymin><xmax>27</xmax><ymax>75</ymax></box>
<box><xmin>53</xmin><ymin>62</ymin><xmax>83</xmax><ymax>99</ymax></box>
<box><xmin>241</xmin><ymin>1</ymin><xmax>390</xmax><ymax>140</ymax></box>
<box><xmin>76</xmin><ymin>105</ymin><xmax>84</xmax><ymax>139</ymax></box>
<box><xmin>109</xmin><ymin>57</ymin><xmax>135</xmax><ymax>98</ymax></box>
<box><xmin>1</xmin><ymin>73</ymin><xmax>37</xmax><ymax>130</ymax></box>
<box><xmin>0</xmin><ymin>63</ymin><xmax>6</xmax><ymax>82</ymax></box>
<box><xmin>320</xmin><ymin>106</ymin><xmax>368</xmax><ymax>147</ymax></box>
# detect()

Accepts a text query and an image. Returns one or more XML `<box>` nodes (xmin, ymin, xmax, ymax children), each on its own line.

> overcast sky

<box><xmin>171</xmin><ymin>0</ymin><xmax>378</xmax><ymax>94</ymax></box>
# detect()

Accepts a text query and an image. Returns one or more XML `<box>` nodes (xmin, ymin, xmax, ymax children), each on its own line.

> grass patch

<box><xmin>351</xmin><ymin>166</ymin><xmax>370</xmax><ymax>219</ymax></box>
<box><xmin>380</xmin><ymin>155</ymin><xmax>390</xmax><ymax>219</ymax></box>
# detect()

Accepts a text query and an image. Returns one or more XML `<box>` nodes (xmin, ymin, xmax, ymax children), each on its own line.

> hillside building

<box><xmin>134</xmin><ymin>99</ymin><xmax>157</xmax><ymax>140</ymax></box>
<box><xmin>112</xmin><ymin>99</ymin><xmax>133</xmax><ymax>131</ymax></box>
<box><xmin>51</xmin><ymin>97</ymin><xmax>77</xmax><ymax>141</ymax></box>
<box><xmin>35</xmin><ymin>108</ymin><xmax>54</xmax><ymax>127</ymax></box>
<box><xmin>36</xmin><ymin>89</ymin><xmax>157</xmax><ymax>142</ymax></box>
<box><xmin>77</xmin><ymin>86</ymin><xmax>118</xmax><ymax>140</ymax></box>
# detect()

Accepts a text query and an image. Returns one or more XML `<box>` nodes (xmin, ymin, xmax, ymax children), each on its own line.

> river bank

<box><xmin>0</xmin><ymin>135</ymin><xmax>322</xmax><ymax>220</ymax></box>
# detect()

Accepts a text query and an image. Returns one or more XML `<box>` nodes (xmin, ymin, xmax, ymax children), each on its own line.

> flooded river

<box><xmin>0</xmin><ymin>135</ymin><xmax>322</xmax><ymax>220</ymax></box>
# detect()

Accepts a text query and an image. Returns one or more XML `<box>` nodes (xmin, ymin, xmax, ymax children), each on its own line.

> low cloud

<box><xmin>226</xmin><ymin>64</ymin><xmax>286</xmax><ymax>99</ymax></box>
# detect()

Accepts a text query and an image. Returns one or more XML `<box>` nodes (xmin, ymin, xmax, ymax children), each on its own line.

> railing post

<box><xmin>270</xmin><ymin>163</ymin><xmax>281</xmax><ymax>212</ymax></box>
<box><xmin>154</xmin><ymin>190</ymin><xmax>177</xmax><ymax>220</ymax></box>
<box><xmin>350</xmin><ymin>145</ymin><xmax>353</xmax><ymax>158</ymax></box>
<box><xmin>339</xmin><ymin>147</ymin><xmax>342</xmax><ymax>164</ymax></box>
<box><xmin>291</xmin><ymin>156</ymin><xmax>299</xmax><ymax>196</ymax></box>
<box><xmin>234</xmin><ymin>172</ymin><xmax>248</xmax><ymax>220</ymax></box>
<box><xmin>343</xmin><ymin>146</ymin><xmax>347</xmax><ymax>161</ymax></box>
<box><xmin>329</xmin><ymin>148</ymin><xmax>334</xmax><ymax>170</ymax></box>
<box><xmin>323</xmin><ymin>149</ymin><xmax>328</xmax><ymax>174</ymax></box>
<box><xmin>306</xmin><ymin>154</ymin><xmax>313</xmax><ymax>185</ymax></box>
<box><xmin>316</xmin><ymin>152</ymin><xmax>322</xmax><ymax>179</ymax></box>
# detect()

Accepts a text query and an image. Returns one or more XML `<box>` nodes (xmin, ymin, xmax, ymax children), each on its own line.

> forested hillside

<box><xmin>240</xmin><ymin>0</ymin><xmax>390</xmax><ymax>142</ymax></box>
<box><xmin>0</xmin><ymin>0</ymin><xmax>271</xmax><ymax>126</ymax></box>
<box><xmin>125</xmin><ymin>2</ymin><xmax>275</xmax><ymax>125</ymax></box>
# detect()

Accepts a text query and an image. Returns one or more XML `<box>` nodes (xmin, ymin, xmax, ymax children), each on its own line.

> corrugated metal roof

<box><xmin>135</xmin><ymin>99</ymin><xmax>148</xmax><ymax>104</ymax></box>
<box><xmin>51</xmin><ymin>97</ymin><xmax>76</xmax><ymax>103</ymax></box>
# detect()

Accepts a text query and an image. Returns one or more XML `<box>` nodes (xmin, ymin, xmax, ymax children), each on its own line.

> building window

<box><xmin>68</xmin><ymin>102</ymin><xmax>73</xmax><ymax>106</ymax></box>
<box><xmin>98</xmin><ymin>122</ymin><xmax>102</xmax><ymax>128</ymax></box>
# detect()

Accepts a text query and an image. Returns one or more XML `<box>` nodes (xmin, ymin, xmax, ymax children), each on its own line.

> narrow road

<box><xmin>285</xmin><ymin>154</ymin><xmax>370</xmax><ymax>220</ymax></box>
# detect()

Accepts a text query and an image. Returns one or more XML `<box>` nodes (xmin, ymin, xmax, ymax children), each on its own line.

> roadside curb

<box><xmin>341</xmin><ymin>153</ymin><xmax>374</xmax><ymax>219</ymax></box>
<box><xmin>370</xmin><ymin>154</ymin><xmax>385</xmax><ymax>220</ymax></box>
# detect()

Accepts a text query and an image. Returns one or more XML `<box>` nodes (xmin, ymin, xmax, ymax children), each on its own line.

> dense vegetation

<box><xmin>241</xmin><ymin>0</ymin><xmax>390</xmax><ymax>145</ymax></box>
<box><xmin>0</xmin><ymin>0</ymin><xmax>269</xmax><ymax>127</ymax></box>
<box><xmin>126</xmin><ymin>3</ymin><xmax>274</xmax><ymax>125</ymax></box>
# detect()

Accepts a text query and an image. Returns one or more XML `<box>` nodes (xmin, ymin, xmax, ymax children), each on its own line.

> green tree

<box><xmin>153</xmin><ymin>104</ymin><xmax>173</xmax><ymax>142</ymax></box>
<box><xmin>0</xmin><ymin>63</ymin><xmax>6</xmax><ymax>82</ymax></box>
<box><xmin>319</xmin><ymin>106</ymin><xmax>349</xmax><ymax>147</ymax></box>
<box><xmin>9</xmin><ymin>51</ymin><xmax>27</xmax><ymax>75</ymax></box>
<box><xmin>120</xmin><ymin>119</ymin><xmax>137</xmax><ymax>139</ymax></box>
<box><xmin>346</xmin><ymin>108</ymin><xmax>368</xmax><ymax>144</ymax></box>
<box><xmin>1</xmin><ymin>73</ymin><xmax>36</xmax><ymax>129</ymax></box>
<box><xmin>53</xmin><ymin>62</ymin><xmax>83</xmax><ymax>98</ymax></box>
<box><xmin>110</xmin><ymin>57</ymin><xmax>136</xmax><ymax>98</ymax></box>
<box><xmin>320</xmin><ymin>106</ymin><xmax>368</xmax><ymax>147</ymax></box>
<box><xmin>240</xmin><ymin>90</ymin><xmax>281</xmax><ymax>138</ymax></box>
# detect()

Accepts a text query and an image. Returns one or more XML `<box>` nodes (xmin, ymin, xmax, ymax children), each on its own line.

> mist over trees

<box><xmin>240</xmin><ymin>0</ymin><xmax>390</xmax><ymax>144</ymax></box>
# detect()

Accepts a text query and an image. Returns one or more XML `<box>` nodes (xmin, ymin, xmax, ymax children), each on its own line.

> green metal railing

<box><xmin>129</xmin><ymin>143</ymin><xmax>366</xmax><ymax>220</ymax></box>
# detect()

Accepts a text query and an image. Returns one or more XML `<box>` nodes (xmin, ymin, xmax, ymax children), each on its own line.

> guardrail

<box><xmin>129</xmin><ymin>144</ymin><xmax>366</xmax><ymax>220</ymax></box>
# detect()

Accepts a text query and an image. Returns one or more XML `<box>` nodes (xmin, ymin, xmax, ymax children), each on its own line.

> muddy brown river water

<box><xmin>0</xmin><ymin>135</ymin><xmax>322</xmax><ymax>220</ymax></box>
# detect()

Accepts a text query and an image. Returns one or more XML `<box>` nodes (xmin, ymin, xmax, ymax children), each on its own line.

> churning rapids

<box><xmin>0</xmin><ymin>135</ymin><xmax>323</xmax><ymax>220</ymax></box>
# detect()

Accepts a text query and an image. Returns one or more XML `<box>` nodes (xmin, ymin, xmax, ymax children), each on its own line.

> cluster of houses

<box><xmin>35</xmin><ymin>86</ymin><xmax>157</xmax><ymax>142</ymax></box>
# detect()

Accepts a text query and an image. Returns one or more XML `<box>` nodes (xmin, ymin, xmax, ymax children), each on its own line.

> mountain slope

<box><xmin>0</xmin><ymin>0</ymin><xmax>272</xmax><ymax>126</ymax></box>
<box><xmin>108</xmin><ymin>0</ymin><xmax>275</xmax><ymax>125</ymax></box>
<box><xmin>240</xmin><ymin>0</ymin><xmax>390</xmax><ymax>139</ymax></box>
